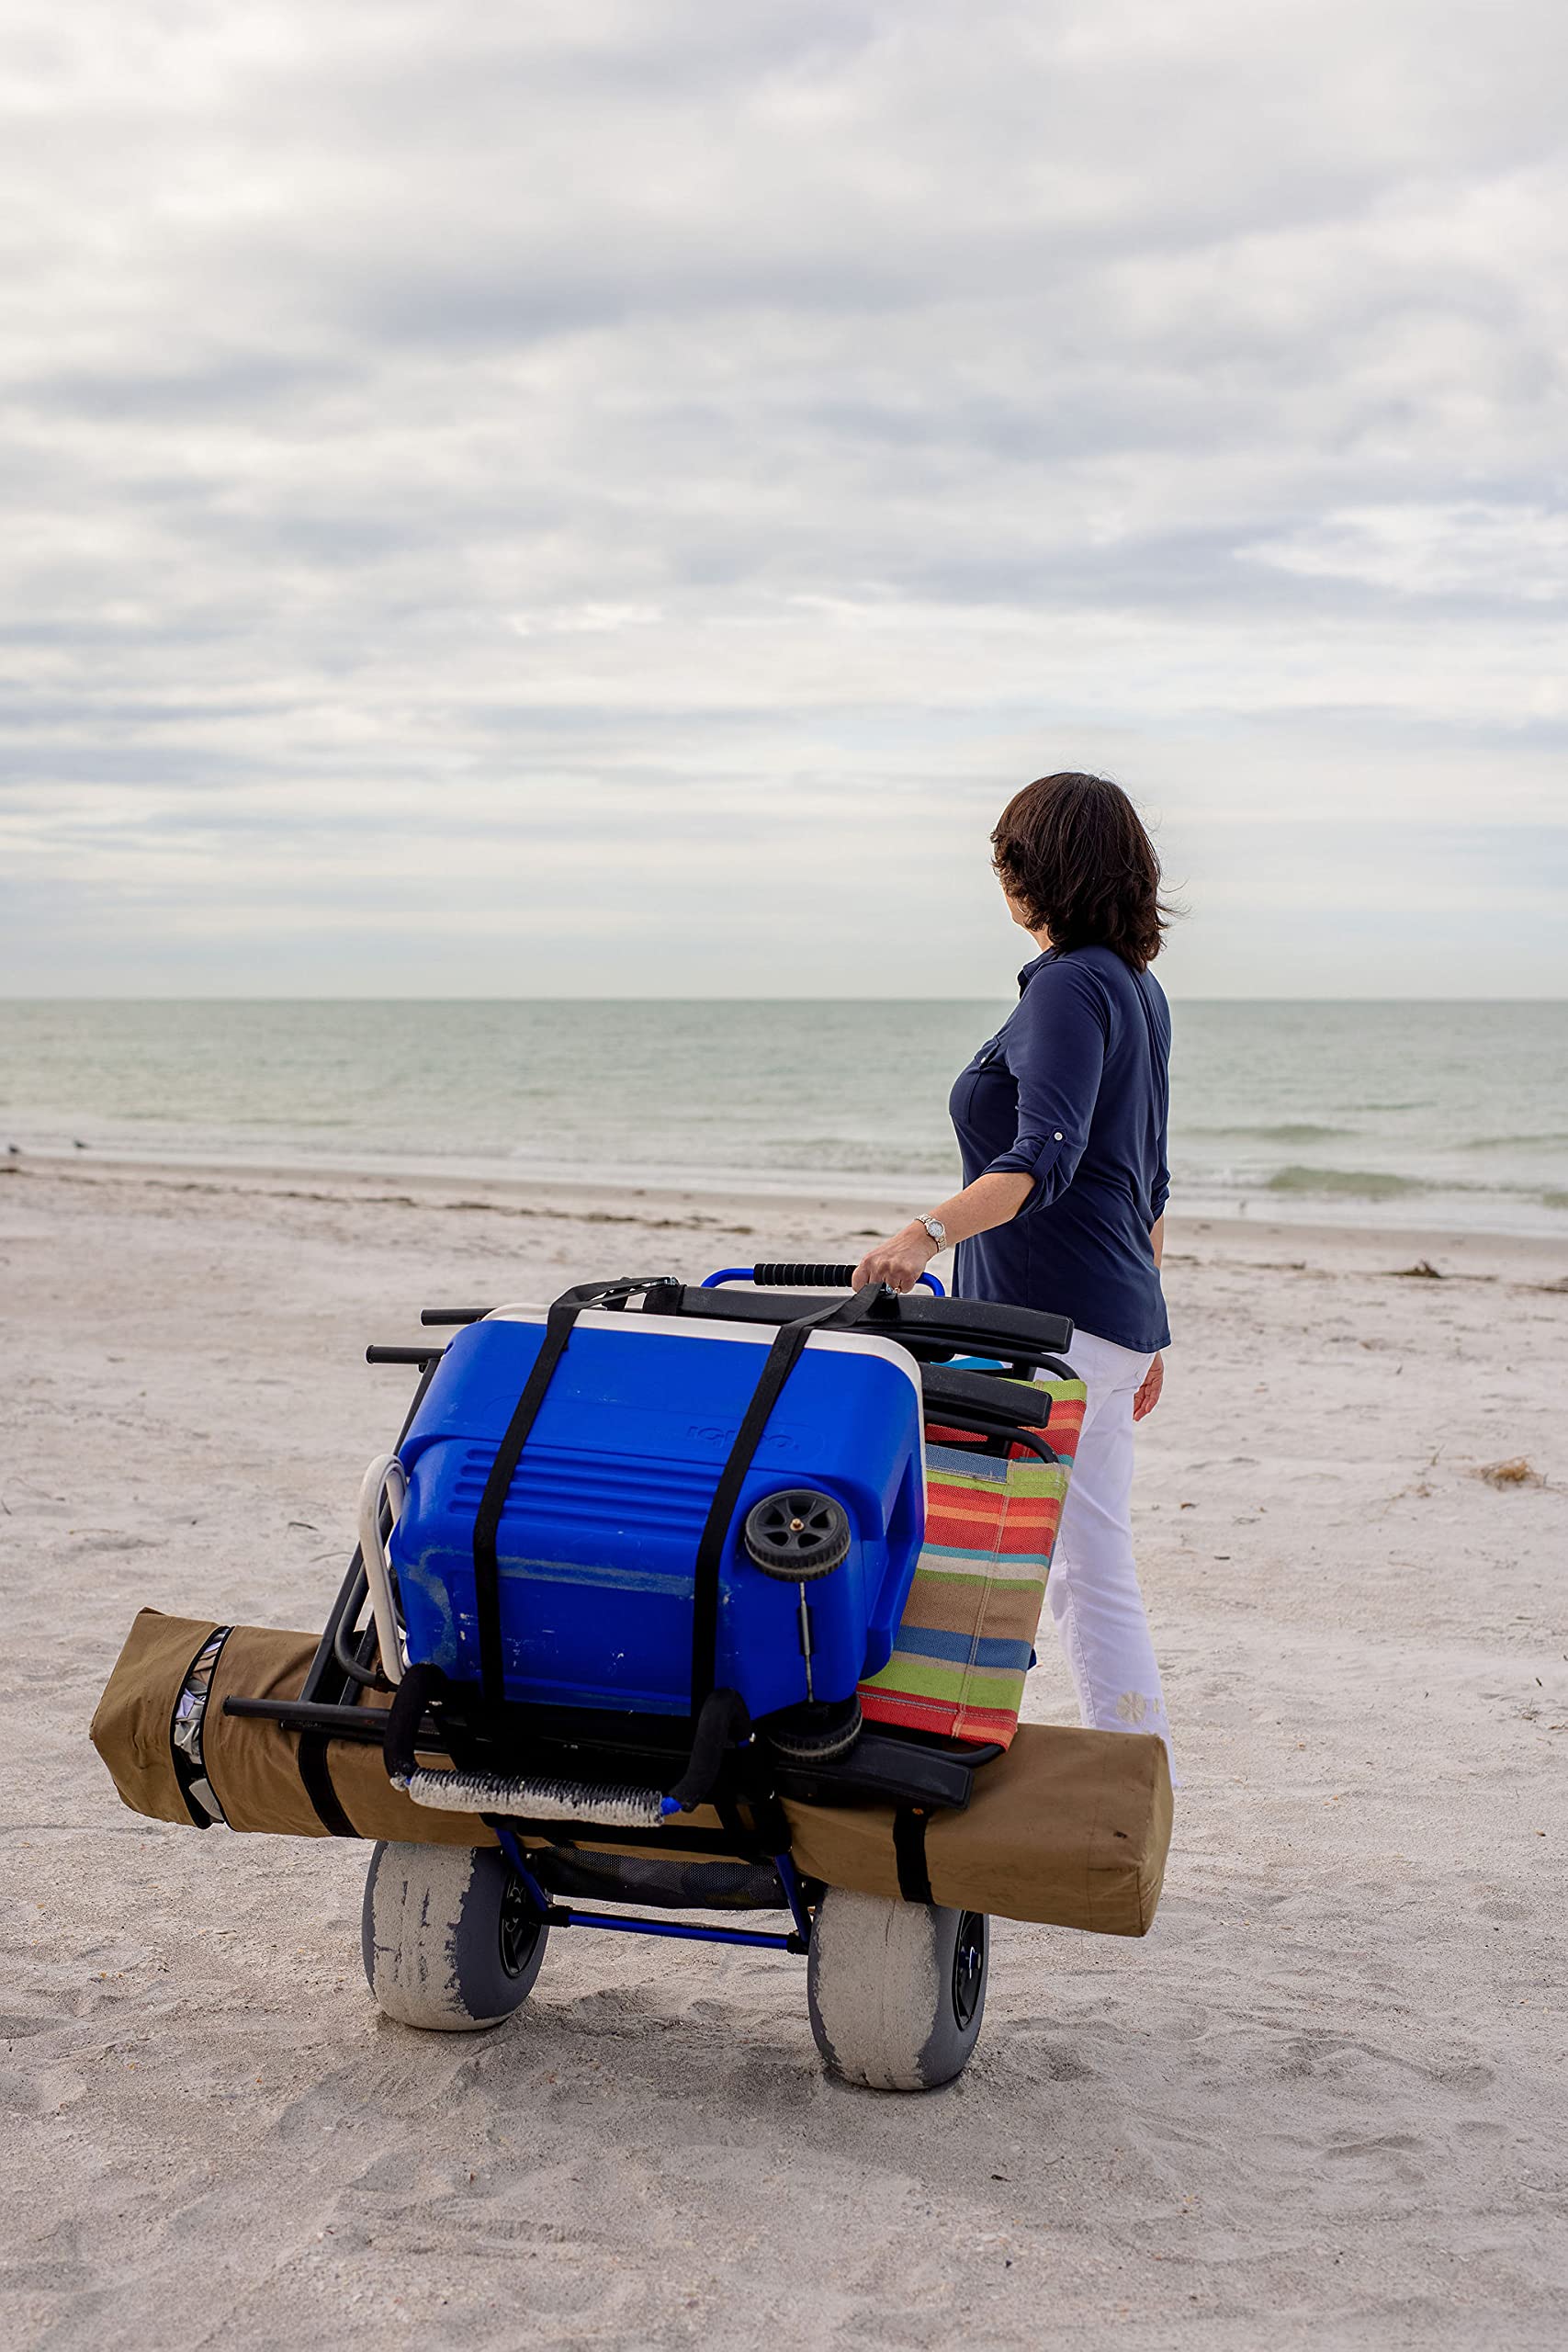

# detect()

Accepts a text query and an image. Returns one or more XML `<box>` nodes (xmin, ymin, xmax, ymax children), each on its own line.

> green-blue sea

<box><xmin>3</xmin><ymin>999</ymin><xmax>1565</xmax><ymax>1238</ymax></box>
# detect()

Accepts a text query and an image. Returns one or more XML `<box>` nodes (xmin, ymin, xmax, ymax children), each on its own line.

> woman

<box><xmin>852</xmin><ymin>771</ymin><xmax>1175</xmax><ymax>1765</ymax></box>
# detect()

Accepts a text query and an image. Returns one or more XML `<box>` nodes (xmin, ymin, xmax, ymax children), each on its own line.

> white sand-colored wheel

<box><xmin>361</xmin><ymin>1841</ymin><xmax>548</xmax><ymax>2030</ymax></box>
<box><xmin>807</xmin><ymin>1886</ymin><xmax>988</xmax><ymax>2090</ymax></box>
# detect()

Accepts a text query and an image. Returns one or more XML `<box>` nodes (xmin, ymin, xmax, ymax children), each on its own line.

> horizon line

<box><xmin>2</xmin><ymin>992</ymin><xmax>1565</xmax><ymax>1009</ymax></box>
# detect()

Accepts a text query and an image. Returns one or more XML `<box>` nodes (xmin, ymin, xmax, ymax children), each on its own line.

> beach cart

<box><xmin>93</xmin><ymin>1265</ymin><xmax>1173</xmax><ymax>2091</ymax></box>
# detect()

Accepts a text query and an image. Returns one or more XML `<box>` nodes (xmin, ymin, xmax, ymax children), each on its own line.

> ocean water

<box><xmin>2</xmin><ymin>998</ymin><xmax>1565</xmax><ymax>1238</ymax></box>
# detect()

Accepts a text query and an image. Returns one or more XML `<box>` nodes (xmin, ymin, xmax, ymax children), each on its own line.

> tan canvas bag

<box><xmin>92</xmin><ymin>1609</ymin><xmax>1171</xmax><ymax>1936</ymax></box>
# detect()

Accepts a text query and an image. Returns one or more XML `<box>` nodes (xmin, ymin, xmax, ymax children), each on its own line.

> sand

<box><xmin>2</xmin><ymin>1155</ymin><xmax>1565</xmax><ymax>2350</ymax></box>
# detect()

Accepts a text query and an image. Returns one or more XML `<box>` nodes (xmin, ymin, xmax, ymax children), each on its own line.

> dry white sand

<box><xmin>3</xmin><ymin>1157</ymin><xmax>1565</xmax><ymax>2350</ymax></box>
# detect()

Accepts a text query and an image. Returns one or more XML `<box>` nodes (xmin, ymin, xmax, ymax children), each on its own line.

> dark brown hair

<box><xmin>990</xmin><ymin>771</ymin><xmax>1169</xmax><ymax>971</ymax></box>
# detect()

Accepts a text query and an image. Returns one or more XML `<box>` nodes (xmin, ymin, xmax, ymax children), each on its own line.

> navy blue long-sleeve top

<box><xmin>949</xmin><ymin>944</ymin><xmax>1171</xmax><ymax>1353</ymax></box>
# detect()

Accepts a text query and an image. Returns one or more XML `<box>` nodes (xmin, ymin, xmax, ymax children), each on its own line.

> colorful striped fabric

<box><xmin>858</xmin><ymin>1376</ymin><xmax>1086</xmax><ymax>1749</ymax></box>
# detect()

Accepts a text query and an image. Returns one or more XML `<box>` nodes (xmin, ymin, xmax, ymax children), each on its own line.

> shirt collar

<box><xmin>1016</xmin><ymin>947</ymin><xmax>1055</xmax><ymax>994</ymax></box>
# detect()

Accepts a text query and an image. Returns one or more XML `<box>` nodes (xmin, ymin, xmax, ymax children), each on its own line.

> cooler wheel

<box><xmin>764</xmin><ymin>1695</ymin><xmax>863</xmax><ymax>1761</ymax></box>
<box><xmin>742</xmin><ymin>1490</ymin><xmax>852</xmax><ymax>1580</ymax></box>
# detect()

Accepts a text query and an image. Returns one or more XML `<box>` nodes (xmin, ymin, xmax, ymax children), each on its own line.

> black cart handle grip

<box><xmin>752</xmin><ymin>1261</ymin><xmax>857</xmax><ymax>1288</ymax></box>
<box><xmin>747</xmin><ymin>1261</ymin><xmax>946</xmax><ymax>1297</ymax></box>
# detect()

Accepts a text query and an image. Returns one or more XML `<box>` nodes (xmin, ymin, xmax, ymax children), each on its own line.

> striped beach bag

<box><xmin>858</xmin><ymin>1375</ymin><xmax>1087</xmax><ymax>1749</ymax></box>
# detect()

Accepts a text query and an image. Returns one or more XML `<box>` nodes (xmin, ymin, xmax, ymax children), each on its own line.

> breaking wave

<box><xmin>1264</xmin><ymin>1165</ymin><xmax>1428</xmax><ymax>1200</ymax></box>
<box><xmin>1190</xmin><ymin>1121</ymin><xmax>1352</xmax><ymax>1144</ymax></box>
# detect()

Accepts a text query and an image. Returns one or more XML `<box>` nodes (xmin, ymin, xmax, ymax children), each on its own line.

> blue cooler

<box><xmin>389</xmin><ymin>1307</ymin><xmax>926</xmax><ymax>1724</ymax></box>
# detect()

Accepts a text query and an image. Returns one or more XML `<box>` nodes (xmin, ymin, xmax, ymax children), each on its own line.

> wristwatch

<box><xmin>917</xmin><ymin>1214</ymin><xmax>947</xmax><ymax>1250</ymax></box>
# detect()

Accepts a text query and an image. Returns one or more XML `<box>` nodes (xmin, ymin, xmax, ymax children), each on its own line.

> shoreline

<box><xmin>11</xmin><ymin>1148</ymin><xmax>1566</xmax><ymax>1290</ymax></box>
<box><xmin>12</xmin><ymin>1131</ymin><xmax>1568</xmax><ymax>1244</ymax></box>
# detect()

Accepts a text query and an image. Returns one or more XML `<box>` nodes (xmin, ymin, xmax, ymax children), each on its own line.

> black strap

<box><xmin>382</xmin><ymin>1659</ymin><xmax>448</xmax><ymax>1782</ymax></box>
<box><xmin>713</xmin><ymin>1792</ymin><xmax>755</xmax><ymax>1854</ymax></box>
<box><xmin>299</xmin><ymin>1733</ymin><xmax>357</xmax><ymax>1837</ymax></box>
<box><xmin>687</xmin><ymin>1286</ymin><xmax>882</xmax><ymax>1713</ymax></box>
<box><xmin>469</xmin><ymin>1279</ymin><xmax>668</xmax><ymax>1714</ymax></box>
<box><xmin>667</xmin><ymin>1687</ymin><xmax>752</xmax><ymax>1812</ymax></box>
<box><xmin>745</xmin><ymin>1789</ymin><xmax>795</xmax><ymax>1861</ymax></box>
<box><xmin>471</xmin><ymin>1298</ymin><xmax>583</xmax><ymax>1713</ymax></box>
<box><xmin>893</xmin><ymin>1804</ymin><xmax>933</xmax><ymax>1904</ymax></box>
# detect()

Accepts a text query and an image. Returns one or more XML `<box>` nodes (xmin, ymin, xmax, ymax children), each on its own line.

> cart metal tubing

<box><xmin>300</xmin><ymin>1553</ymin><xmax>375</xmax><ymax>1709</ymax></box>
<box><xmin>492</xmin><ymin>1826</ymin><xmax>810</xmax><ymax>1956</ymax></box>
<box><xmin>546</xmin><ymin>1910</ymin><xmax>806</xmax><ymax>1953</ymax></box>
<box><xmin>222</xmin><ymin>1694</ymin><xmax>443</xmax><ymax>1745</ymax></box>
<box><xmin>299</xmin><ymin>1351</ymin><xmax>442</xmax><ymax>1708</ymax></box>
<box><xmin>331</xmin><ymin>1561</ymin><xmax>386</xmax><ymax>1689</ymax></box>
<box><xmin>773</xmin><ymin>1849</ymin><xmax>814</xmax><ymax>1945</ymax></box>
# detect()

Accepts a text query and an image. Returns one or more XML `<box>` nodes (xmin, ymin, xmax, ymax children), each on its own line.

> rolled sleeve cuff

<box><xmin>984</xmin><ymin>1129</ymin><xmax>1075</xmax><ymax>1208</ymax></box>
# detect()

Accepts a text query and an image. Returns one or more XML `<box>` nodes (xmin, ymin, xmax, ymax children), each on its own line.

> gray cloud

<box><xmin>2</xmin><ymin>0</ymin><xmax>1565</xmax><ymax>995</ymax></box>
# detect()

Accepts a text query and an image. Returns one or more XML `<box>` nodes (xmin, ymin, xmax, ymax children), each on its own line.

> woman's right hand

<box><xmin>1133</xmin><ymin>1351</ymin><xmax>1165</xmax><ymax>1420</ymax></box>
<box><xmin>851</xmin><ymin>1223</ymin><xmax>936</xmax><ymax>1294</ymax></box>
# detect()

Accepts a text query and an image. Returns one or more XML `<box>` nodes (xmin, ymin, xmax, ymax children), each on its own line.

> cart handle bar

<box><xmin>703</xmin><ymin>1261</ymin><xmax>945</xmax><ymax>1296</ymax></box>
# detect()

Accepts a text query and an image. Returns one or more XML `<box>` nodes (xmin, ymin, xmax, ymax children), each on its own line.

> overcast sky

<box><xmin>3</xmin><ymin>0</ymin><xmax>1564</xmax><ymax>997</ymax></box>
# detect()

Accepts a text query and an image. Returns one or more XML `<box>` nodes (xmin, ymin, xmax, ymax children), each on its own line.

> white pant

<box><xmin>1043</xmin><ymin>1329</ymin><xmax>1175</xmax><ymax>1773</ymax></box>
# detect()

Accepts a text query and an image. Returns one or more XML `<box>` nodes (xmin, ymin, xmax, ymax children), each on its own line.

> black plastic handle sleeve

<box><xmin>751</xmin><ymin>1261</ymin><xmax>857</xmax><ymax>1288</ymax></box>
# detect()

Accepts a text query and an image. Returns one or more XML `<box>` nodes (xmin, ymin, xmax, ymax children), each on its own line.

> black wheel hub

<box><xmin>951</xmin><ymin>1911</ymin><xmax>986</xmax><ymax>2029</ymax></box>
<box><xmin>743</xmin><ymin>1489</ymin><xmax>852</xmax><ymax>1581</ymax></box>
<box><xmin>499</xmin><ymin>1871</ymin><xmax>544</xmax><ymax>1978</ymax></box>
